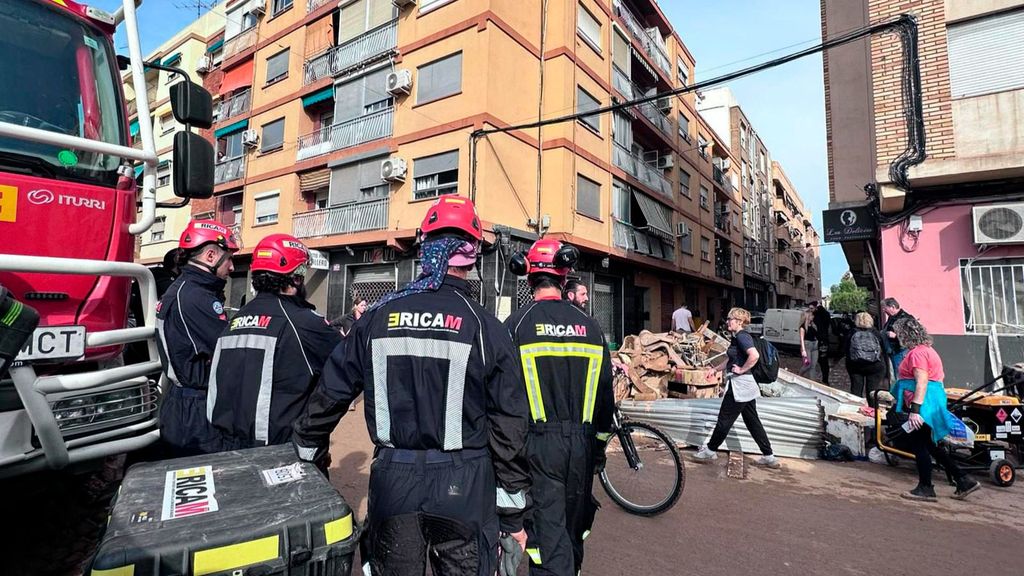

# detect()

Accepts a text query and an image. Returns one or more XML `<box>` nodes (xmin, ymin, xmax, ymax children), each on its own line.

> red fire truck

<box><xmin>0</xmin><ymin>0</ymin><xmax>214</xmax><ymax>477</ymax></box>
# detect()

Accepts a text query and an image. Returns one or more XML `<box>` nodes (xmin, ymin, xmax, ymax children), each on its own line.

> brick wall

<box><xmin>820</xmin><ymin>0</ymin><xmax>836</xmax><ymax>202</ymax></box>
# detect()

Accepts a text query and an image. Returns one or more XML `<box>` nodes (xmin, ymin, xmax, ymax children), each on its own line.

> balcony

<box><xmin>218</xmin><ymin>90</ymin><xmax>251</xmax><ymax>122</ymax></box>
<box><xmin>296</xmin><ymin>107</ymin><xmax>394</xmax><ymax>161</ymax></box>
<box><xmin>293</xmin><ymin>199</ymin><xmax>389</xmax><ymax>238</ymax></box>
<box><xmin>714</xmin><ymin>208</ymin><xmax>729</xmax><ymax>234</ymax></box>
<box><xmin>610</xmin><ymin>68</ymin><xmax>673</xmax><ymax>139</ymax></box>
<box><xmin>223</xmin><ymin>28</ymin><xmax>257</xmax><ymax>61</ymax></box>
<box><xmin>613</xmin><ymin>219</ymin><xmax>674</xmax><ymax>261</ymax></box>
<box><xmin>126</xmin><ymin>99</ymin><xmax>138</xmax><ymax>117</ymax></box>
<box><xmin>307</xmin><ymin>0</ymin><xmax>332</xmax><ymax>12</ymax></box>
<box><xmin>612</xmin><ymin>143</ymin><xmax>672</xmax><ymax>200</ymax></box>
<box><xmin>304</xmin><ymin>20</ymin><xmax>398</xmax><ymax>85</ymax></box>
<box><xmin>713</xmin><ymin>165</ymin><xmax>728</xmax><ymax>188</ymax></box>
<box><xmin>613</xmin><ymin>0</ymin><xmax>671</xmax><ymax>77</ymax></box>
<box><xmin>215</xmin><ymin>157</ymin><xmax>245</xmax><ymax>185</ymax></box>
<box><xmin>612</xmin><ymin>66</ymin><xmax>633</xmax><ymax>99</ymax></box>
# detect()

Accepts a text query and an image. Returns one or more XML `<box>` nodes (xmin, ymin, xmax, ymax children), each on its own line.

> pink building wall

<box><xmin>880</xmin><ymin>204</ymin><xmax>1024</xmax><ymax>335</ymax></box>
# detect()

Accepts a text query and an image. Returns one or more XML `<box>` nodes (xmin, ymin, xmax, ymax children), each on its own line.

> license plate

<box><xmin>16</xmin><ymin>326</ymin><xmax>86</xmax><ymax>362</ymax></box>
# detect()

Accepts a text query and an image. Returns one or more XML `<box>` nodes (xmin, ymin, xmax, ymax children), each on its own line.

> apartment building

<box><xmin>181</xmin><ymin>0</ymin><xmax>748</xmax><ymax>341</ymax></box>
<box><xmin>772</xmin><ymin>161</ymin><xmax>821</xmax><ymax>308</ymax></box>
<box><xmin>123</xmin><ymin>7</ymin><xmax>226</xmax><ymax>263</ymax></box>
<box><xmin>823</xmin><ymin>0</ymin><xmax>1024</xmax><ymax>348</ymax></box>
<box><xmin>697</xmin><ymin>87</ymin><xmax>781</xmax><ymax>312</ymax></box>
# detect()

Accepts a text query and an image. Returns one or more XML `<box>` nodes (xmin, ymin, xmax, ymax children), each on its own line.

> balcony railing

<box><xmin>612</xmin><ymin>143</ymin><xmax>672</xmax><ymax>200</ymax></box>
<box><xmin>304</xmin><ymin>20</ymin><xmax>398</xmax><ymax>85</ymax></box>
<box><xmin>223</xmin><ymin>28</ymin><xmax>257</xmax><ymax>61</ymax></box>
<box><xmin>296</xmin><ymin>107</ymin><xmax>394</xmax><ymax>161</ymax></box>
<box><xmin>714</xmin><ymin>209</ymin><xmax>729</xmax><ymax>233</ymax></box>
<box><xmin>611</xmin><ymin>68</ymin><xmax>673</xmax><ymax>138</ymax></box>
<box><xmin>612</xmin><ymin>66</ymin><xmax>633</xmax><ymax>99</ymax></box>
<box><xmin>613</xmin><ymin>0</ymin><xmax>671</xmax><ymax>77</ymax></box>
<box><xmin>713</xmin><ymin>165</ymin><xmax>727</xmax><ymax>187</ymax></box>
<box><xmin>307</xmin><ymin>0</ymin><xmax>333</xmax><ymax>11</ymax></box>
<box><xmin>218</xmin><ymin>90</ymin><xmax>251</xmax><ymax>121</ymax></box>
<box><xmin>293</xmin><ymin>199</ymin><xmax>389</xmax><ymax>238</ymax></box>
<box><xmin>214</xmin><ymin>157</ymin><xmax>245</xmax><ymax>185</ymax></box>
<box><xmin>612</xmin><ymin>219</ymin><xmax>674</xmax><ymax>261</ymax></box>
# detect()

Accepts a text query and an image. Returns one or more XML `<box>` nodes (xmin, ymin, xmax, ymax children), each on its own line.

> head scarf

<box><xmin>371</xmin><ymin>236</ymin><xmax>471</xmax><ymax>310</ymax></box>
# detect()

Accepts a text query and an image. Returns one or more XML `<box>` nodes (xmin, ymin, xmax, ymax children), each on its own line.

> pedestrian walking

<box><xmin>206</xmin><ymin>234</ymin><xmax>341</xmax><ymax>452</ymax></box>
<box><xmin>882</xmin><ymin>297</ymin><xmax>913</xmax><ymax>375</ymax></box>
<box><xmin>505</xmin><ymin>238</ymin><xmax>614</xmax><ymax>576</ymax></box>
<box><xmin>672</xmin><ymin>303</ymin><xmax>694</xmax><ymax>333</ymax></box>
<box><xmin>799</xmin><ymin>305</ymin><xmax>821</xmax><ymax>381</ymax></box>
<box><xmin>292</xmin><ymin>195</ymin><xmax>531</xmax><ymax>576</ymax></box>
<box><xmin>563</xmin><ymin>279</ymin><xmax>589</xmax><ymax>312</ymax></box>
<box><xmin>154</xmin><ymin>220</ymin><xmax>239</xmax><ymax>456</ymax></box>
<box><xmin>812</xmin><ymin>302</ymin><xmax>832</xmax><ymax>385</ymax></box>
<box><xmin>335</xmin><ymin>294</ymin><xmax>367</xmax><ymax>338</ymax></box>
<box><xmin>693</xmin><ymin>307</ymin><xmax>780</xmax><ymax>468</ymax></box>
<box><xmin>890</xmin><ymin>317</ymin><xmax>980</xmax><ymax>501</ymax></box>
<box><xmin>844</xmin><ymin>312</ymin><xmax>886</xmax><ymax>398</ymax></box>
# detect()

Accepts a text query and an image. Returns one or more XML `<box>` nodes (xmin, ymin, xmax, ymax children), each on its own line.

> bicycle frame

<box><xmin>612</xmin><ymin>407</ymin><xmax>643</xmax><ymax>471</ymax></box>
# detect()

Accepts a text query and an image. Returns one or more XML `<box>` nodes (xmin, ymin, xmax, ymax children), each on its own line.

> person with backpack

<box><xmin>692</xmin><ymin>307</ymin><xmax>780</xmax><ymax>469</ymax></box>
<box><xmin>844</xmin><ymin>312</ymin><xmax>887</xmax><ymax>399</ymax></box>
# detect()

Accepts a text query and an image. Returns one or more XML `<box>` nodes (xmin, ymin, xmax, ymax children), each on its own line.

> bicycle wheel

<box><xmin>599</xmin><ymin>421</ymin><xmax>684</xmax><ymax>516</ymax></box>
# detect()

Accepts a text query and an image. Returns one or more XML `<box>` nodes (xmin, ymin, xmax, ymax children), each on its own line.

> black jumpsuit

<box><xmin>293</xmin><ymin>276</ymin><xmax>531</xmax><ymax>576</ymax></box>
<box><xmin>504</xmin><ymin>297</ymin><xmax>614</xmax><ymax>576</ymax></box>
<box><xmin>207</xmin><ymin>292</ymin><xmax>341</xmax><ymax>451</ymax></box>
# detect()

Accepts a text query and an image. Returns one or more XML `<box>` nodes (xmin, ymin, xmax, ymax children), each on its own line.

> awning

<box><xmin>214</xmin><ymin>119</ymin><xmax>248</xmax><ymax>138</ymax></box>
<box><xmin>129</xmin><ymin>119</ymin><xmax>139</xmax><ymax>137</ymax></box>
<box><xmin>633</xmin><ymin>190</ymin><xmax>674</xmax><ymax>239</ymax></box>
<box><xmin>206</xmin><ymin>39</ymin><xmax>225</xmax><ymax>53</ymax></box>
<box><xmin>302</xmin><ymin>87</ymin><xmax>334</xmax><ymax>108</ymax></box>
<box><xmin>162</xmin><ymin>52</ymin><xmax>182</xmax><ymax>66</ymax></box>
<box><xmin>134</xmin><ymin>164</ymin><xmax>144</xmax><ymax>177</ymax></box>
<box><xmin>219</xmin><ymin>60</ymin><xmax>254</xmax><ymax>95</ymax></box>
<box><xmin>299</xmin><ymin>168</ymin><xmax>331</xmax><ymax>192</ymax></box>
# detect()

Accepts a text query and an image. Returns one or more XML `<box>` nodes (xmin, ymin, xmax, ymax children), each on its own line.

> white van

<box><xmin>761</xmin><ymin>308</ymin><xmax>805</xmax><ymax>349</ymax></box>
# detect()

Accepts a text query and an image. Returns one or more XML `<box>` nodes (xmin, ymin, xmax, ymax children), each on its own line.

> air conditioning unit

<box><xmin>657</xmin><ymin>154</ymin><xmax>674</xmax><ymax>170</ymax></box>
<box><xmin>720</xmin><ymin>158</ymin><xmax>731</xmax><ymax>170</ymax></box>
<box><xmin>196</xmin><ymin>55</ymin><xmax>212</xmax><ymax>74</ymax></box>
<box><xmin>386</xmin><ymin>69</ymin><xmax>413</xmax><ymax>96</ymax></box>
<box><xmin>656</xmin><ymin>97</ymin><xmax>672</xmax><ymax>113</ymax></box>
<box><xmin>973</xmin><ymin>203</ymin><xmax>1024</xmax><ymax>245</ymax></box>
<box><xmin>676</xmin><ymin>221</ymin><xmax>690</xmax><ymax>238</ymax></box>
<box><xmin>241</xmin><ymin>129</ymin><xmax>260</xmax><ymax>147</ymax></box>
<box><xmin>249</xmin><ymin>4</ymin><xmax>266</xmax><ymax>17</ymax></box>
<box><xmin>642</xmin><ymin>150</ymin><xmax>659</xmax><ymax>165</ymax></box>
<box><xmin>393</xmin><ymin>0</ymin><xmax>416</xmax><ymax>7</ymax></box>
<box><xmin>380</xmin><ymin>157</ymin><xmax>407</xmax><ymax>182</ymax></box>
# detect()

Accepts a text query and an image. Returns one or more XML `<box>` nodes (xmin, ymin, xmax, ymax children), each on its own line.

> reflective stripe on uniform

<box><xmin>582</xmin><ymin>529</ymin><xmax>591</xmax><ymax>540</ymax></box>
<box><xmin>155</xmin><ymin>317</ymin><xmax>179</xmax><ymax>385</ymax></box>
<box><xmin>526</xmin><ymin>547</ymin><xmax>542</xmax><ymax>564</ymax></box>
<box><xmin>595</xmin><ymin>431</ymin><xmax>612</xmax><ymax>442</ymax></box>
<box><xmin>371</xmin><ymin>337</ymin><xmax>472</xmax><ymax>450</ymax></box>
<box><xmin>495</xmin><ymin>487</ymin><xmax>526</xmax><ymax>510</ymax></box>
<box><xmin>518</xmin><ymin>342</ymin><xmax>604</xmax><ymax>423</ymax></box>
<box><xmin>207</xmin><ymin>333</ymin><xmax>278</xmax><ymax>443</ymax></box>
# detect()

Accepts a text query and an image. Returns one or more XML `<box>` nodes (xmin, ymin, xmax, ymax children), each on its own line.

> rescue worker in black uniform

<box><xmin>504</xmin><ymin>238</ymin><xmax>615</xmax><ymax>576</ymax></box>
<box><xmin>207</xmin><ymin>234</ymin><xmax>341</xmax><ymax>451</ymax></box>
<box><xmin>293</xmin><ymin>195</ymin><xmax>531</xmax><ymax>576</ymax></box>
<box><xmin>155</xmin><ymin>220</ymin><xmax>239</xmax><ymax>456</ymax></box>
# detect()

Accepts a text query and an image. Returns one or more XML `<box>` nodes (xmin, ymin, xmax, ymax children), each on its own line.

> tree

<box><xmin>829</xmin><ymin>272</ymin><xmax>869</xmax><ymax>313</ymax></box>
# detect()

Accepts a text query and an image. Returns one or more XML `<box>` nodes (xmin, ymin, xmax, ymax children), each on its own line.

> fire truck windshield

<box><xmin>0</xmin><ymin>0</ymin><xmax>126</xmax><ymax>189</ymax></box>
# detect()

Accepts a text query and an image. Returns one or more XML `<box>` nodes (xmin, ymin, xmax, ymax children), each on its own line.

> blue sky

<box><xmin>93</xmin><ymin>0</ymin><xmax>846</xmax><ymax>292</ymax></box>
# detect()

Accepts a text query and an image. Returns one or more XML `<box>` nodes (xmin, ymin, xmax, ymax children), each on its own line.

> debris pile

<box><xmin>611</xmin><ymin>325</ymin><xmax>729</xmax><ymax>401</ymax></box>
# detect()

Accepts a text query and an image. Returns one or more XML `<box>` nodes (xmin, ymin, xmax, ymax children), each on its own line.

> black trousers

<box><xmin>158</xmin><ymin>385</ymin><xmax>217</xmax><ymax>457</ymax></box>
<box><xmin>525</xmin><ymin>422</ymin><xmax>599</xmax><ymax>576</ymax></box>
<box><xmin>846</xmin><ymin>361</ymin><xmax>885</xmax><ymax>398</ymax></box>
<box><xmin>817</xmin><ymin>347</ymin><xmax>831</xmax><ymax>385</ymax></box>
<box><xmin>706</xmin><ymin>387</ymin><xmax>774</xmax><ymax>456</ymax></box>
<box><xmin>906</xmin><ymin>424</ymin><xmax>966</xmax><ymax>488</ymax></box>
<box><xmin>366</xmin><ymin>447</ymin><xmax>498</xmax><ymax>576</ymax></box>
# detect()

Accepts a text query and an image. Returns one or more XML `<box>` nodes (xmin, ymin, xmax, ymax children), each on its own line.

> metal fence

<box><xmin>214</xmin><ymin>157</ymin><xmax>244</xmax><ymax>185</ymax></box>
<box><xmin>296</xmin><ymin>107</ymin><xmax>394</xmax><ymax>161</ymax></box>
<box><xmin>293</xmin><ymin>199</ymin><xmax>389</xmax><ymax>238</ymax></box>
<box><xmin>612</xmin><ymin>143</ymin><xmax>672</xmax><ymax>200</ymax></box>
<box><xmin>303</xmin><ymin>20</ymin><xmax>398</xmax><ymax>84</ymax></box>
<box><xmin>612</xmin><ymin>0</ymin><xmax>671</xmax><ymax>76</ymax></box>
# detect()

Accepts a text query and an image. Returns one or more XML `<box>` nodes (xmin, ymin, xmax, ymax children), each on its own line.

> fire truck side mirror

<box><xmin>170</xmin><ymin>81</ymin><xmax>213</xmax><ymax>129</ymax></box>
<box><xmin>172</xmin><ymin>132</ymin><xmax>214</xmax><ymax>199</ymax></box>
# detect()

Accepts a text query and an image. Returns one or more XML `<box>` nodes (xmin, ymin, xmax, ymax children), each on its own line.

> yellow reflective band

<box><xmin>520</xmin><ymin>353</ymin><xmax>547</xmax><ymax>422</ymax></box>
<box><xmin>526</xmin><ymin>547</ymin><xmax>542</xmax><ymax>564</ymax></box>
<box><xmin>519</xmin><ymin>343</ymin><xmax>604</xmax><ymax>423</ymax></box>
<box><xmin>324</xmin><ymin>513</ymin><xmax>354</xmax><ymax>545</ymax></box>
<box><xmin>595</xmin><ymin>431</ymin><xmax>612</xmax><ymax>442</ymax></box>
<box><xmin>91</xmin><ymin>567</ymin><xmax>134</xmax><ymax>576</ymax></box>
<box><xmin>193</xmin><ymin>535</ymin><xmax>280</xmax><ymax>576</ymax></box>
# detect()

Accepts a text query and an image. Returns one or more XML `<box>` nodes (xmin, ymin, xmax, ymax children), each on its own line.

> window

<box><xmin>740</xmin><ymin>124</ymin><xmax>748</xmax><ymax>150</ymax></box>
<box><xmin>272</xmin><ymin>0</ymin><xmax>293</xmax><ymax>16</ymax></box>
<box><xmin>698</xmin><ymin>136</ymin><xmax>709</xmax><ymax>159</ymax></box>
<box><xmin>679</xmin><ymin>222</ymin><xmax>692</xmax><ymax>255</ymax></box>
<box><xmin>160</xmin><ymin>113</ymin><xmax>174</xmax><ymax>135</ymax></box>
<box><xmin>217</xmin><ymin>131</ymin><xmax>245</xmax><ymax>160</ymax></box>
<box><xmin>577</xmin><ymin>86</ymin><xmax>601</xmax><ymax>133</ymax></box>
<box><xmin>210</xmin><ymin>46</ymin><xmax>224</xmax><ymax>67</ymax></box>
<box><xmin>266</xmin><ymin>49</ymin><xmax>290</xmax><ymax>85</ymax></box>
<box><xmin>150</xmin><ymin>216</ymin><xmax>166</xmax><ymax>242</ymax></box>
<box><xmin>678</xmin><ymin>114</ymin><xmax>690</xmax><ymax>143</ymax></box>
<box><xmin>576</xmin><ymin>174</ymin><xmax>601</xmax><ymax>219</ymax></box>
<box><xmin>679</xmin><ymin>170</ymin><xmax>690</xmax><ymax>198</ymax></box>
<box><xmin>947</xmin><ymin>9</ymin><xmax>1024</xmax><ymax>98</ymax></box>
<box><xmin>700</xmin><ymin>237</ymin><xmax>710</xmax><ymax>261</ymax></box>
<box><xmin>340</xmin><ymin>0</ymin><xmax>396</xmax><ymax>43</ymax></box>
<box><xmin>334</xmin><ymin>68</ymin><xmax>393</xmax><ymax>122</ymax></box>
<box><xmin>417</xmin><ymin>52</ymin><xmax>462</xmax><ymax>104</ymax></box>
<box><xmin>960</xmin><ymin>257</ymin><xmax>1024</xmax><ymax>333</ymax></box>
<box><xmin>329</xmin><ymin>156</ymin><xmax>390</xmax><ymax>205</ymax></box>
<box><xmin>577</xmin><ymin>3</ymin><xmax>601</xmax><ymax>53</ymax></box>
<box><xmin>413</xmin><ymin>150</ymin><xmax>459</xmax><ymax>200</ymax></box>
<box><xmin>314</xmin><ymin>191</ymin><xmax>329</xmax><ymax>209</ymax></box>
<box><xmin>156</xmin><ymin>164</ymin><xmax>171</xmax><ymax>187</ymax></box>
<box><xmin>420</xmin><ymin>0</ymin><xmax>454</xmax><ymax>13</ymax></box>
<box><xmin>255</xmin><ymin>193</ymin><xmax>280</xmax><ymax>225</ymax></box>
<box><xmin>225</xmin><ymin>3</ymin><xmax>258</xmax><ymax>39</ymax></box>
<box><xmin>676</xmin><ymin>58</ymin><xmax>688</xmax><ymax>87</ymax></box>
<box><xmin>261</xmin><ymin>118</ymin><xmax>285</xmax><ymax>152</ymax></box>
<box><xmin>699</xmin><ymin>186</ymin><xmax>709</xmax><ymax>210</ymax></box>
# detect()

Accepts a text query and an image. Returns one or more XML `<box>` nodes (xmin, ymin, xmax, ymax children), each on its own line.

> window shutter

<box><xmin>339</xmin><ymin>0</ymin><xmax>367</xmax><ymax>44</ymax></box>
<box><xmin>577</xmin><ymin>4</ymin><xmax>601</xmax><ymax>49</ymax></box>
<box><xmin>415</xmin><ymin>150</ymin><xmax>459</xmax><ymax>178</ymax></box>
<box><xmin>612</xmin><ymin>29</ymin><xmax>630</xmax><ymax>73</ymax></box>
<box><xmin>947</xmin><ymin>9</ymin><xmax>1024</xmax><ymax>98</ymax></box>
<box><xmin>363</xmin><ymin>67</ymin><xmax>392</xmax><ymax>106</ymax></box>
<box><xmin>255</xmin><ymin>194</ymin><xmax>279</xmax><ymax>221</ymax></box>
<box><xmin>334</xmin><ymin>77</ymin><xmax>363</xmax><ymax>121</ymax></box>
<box><xmin>576</xmin><ymin>174</ymin><xmax>601</xmax><ymax>219</ymax></box>
<box><xmin>418</xmin><ymin>53</ymin><xmax>462</xmax><ymax>103</ymax></box>
<box><xmin>266</xmin><ymin>50</ymin><xmax>290</xmax><ymax>83</ymax></box>
<box><xmin>329</xmin><ymin>164</ymin><xmax>360</xmax><ymax>205</ymax></box>
<box><xmin>368</xmin><ymin>0</ymin><xmax>394</xmax><ymax>30</ymax></box>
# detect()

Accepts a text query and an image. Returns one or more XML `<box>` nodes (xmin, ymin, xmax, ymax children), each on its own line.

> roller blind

<box><xmin>417</xmin><ymin>53</ymin><xmax>462</xmax><ymax>103</ymax></box>
<box><xmin>947</xmin><ymin>9</ymin><xmax>1024</xmax><ymax>98</ymax></box>
<box><xmin>612</xmin><ymin>28</ymin><xmax>630</xmax><ymax>73</ymax></box>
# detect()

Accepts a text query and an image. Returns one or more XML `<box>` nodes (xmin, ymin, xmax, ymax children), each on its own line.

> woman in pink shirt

<box><xmin>891</xmin><ymin>317</ymin><xmax>980</xmax><ymax>501</ymax></box>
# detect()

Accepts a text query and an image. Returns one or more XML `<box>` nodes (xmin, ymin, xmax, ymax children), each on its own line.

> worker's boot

<box><xmin>952</xmin><ymin>478</ymin><xmax>980</xmax><ymax>500</ymax></box>
<box><xmin>900</xmin><ymin>484</ymin><xmax>937</xmax><ymax>502</ymax></box>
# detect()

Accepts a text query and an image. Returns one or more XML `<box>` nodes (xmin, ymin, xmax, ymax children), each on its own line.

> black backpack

<box><xmin>848</xmin><ymin>330</ymin><xmax>882</xmax><ymax>363</ymax></box>
<box><xmin>750</xmin><ymin>335</ymin><xmax>780</xmax><ymax>384</ymax></box>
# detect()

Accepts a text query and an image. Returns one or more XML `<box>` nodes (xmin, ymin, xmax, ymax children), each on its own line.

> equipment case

<box><xmin>89</xmin><ymin>445</ymin><xmax>356</xmax><ymax>576</ymax></box>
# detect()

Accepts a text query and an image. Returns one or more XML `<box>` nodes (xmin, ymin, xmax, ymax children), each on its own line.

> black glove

<box><xmin>593</xmin><ymin>435</ymin><xmax>609</xmax><ymax>475</ymax></box>
<box><xmin>498</xmin><ymin>532</ymin><xmax>524</xmax><ymax>576</ymax></box>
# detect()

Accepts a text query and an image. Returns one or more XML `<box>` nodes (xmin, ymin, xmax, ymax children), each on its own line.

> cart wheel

<box><xmin>989</xmin><ymin>459</ymin><xmax>1015</xmax><ymax>487</ymax></box>
<box><xmin>884</xmin><ymin>451</ymin><xmax>900</xmax><ymax>467</ymax></box>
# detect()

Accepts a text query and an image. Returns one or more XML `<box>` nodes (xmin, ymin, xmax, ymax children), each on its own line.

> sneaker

<box><xmin>952</xmin><ymin>478</ymin><xmax>981</xmax><ymax>500</ymax></box>
<box><xmin>692</xmin><ymin>446</ymin><xmax>718</xmax><ymax>462</ymax></box>
<box><xmin>755</xmin><ymin>455</ymin><xmax>782</xmax><ymax>469</ymax></box>
<box><xmin>900</xmin><ymin>485</ymin><xmax>937</xmax><ymax>502</ymax></box>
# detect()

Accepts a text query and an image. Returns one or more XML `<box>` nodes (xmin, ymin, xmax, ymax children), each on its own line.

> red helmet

<box><xmin>179</xmin><ymin>220</ymin><xmax>240</xmax><ymax>252</ymax></box>
<box><xmin>420</xmin><ymin>195</ymin><xmax>482</xmax><ymax>241</ymax></box>
<box><xmin>509</xmin><ymin>238</ymin><xmax>579</xmax><ymax>278</ymax></box>
<box><xmin>251</xmin><ymin>234</ymin><xmax>310</xmax><ymax>276</ymax></box>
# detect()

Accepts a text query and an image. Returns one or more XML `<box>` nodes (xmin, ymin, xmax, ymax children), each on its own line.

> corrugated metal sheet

<box><xmin>947</xmin><ymin>9</ymin><xmax>1024</xmax><ymax>98</ymax></box>
<box><xmin>619</xmin><ymin>397</ymin><xmax>825</xmax><ymax>460</ymax></box>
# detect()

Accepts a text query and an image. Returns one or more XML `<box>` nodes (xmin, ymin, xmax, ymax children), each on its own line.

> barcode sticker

<box><xmin>260</xmin><ymin>462</ymin><xmax>306</xmax><ymax>487</ymax></box>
